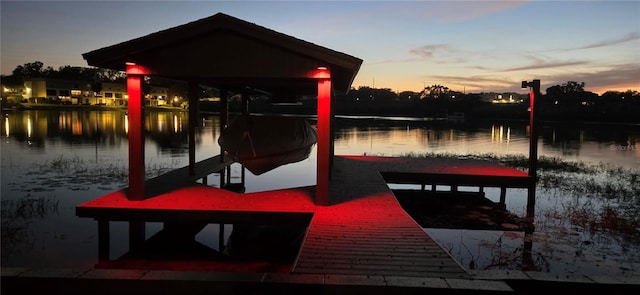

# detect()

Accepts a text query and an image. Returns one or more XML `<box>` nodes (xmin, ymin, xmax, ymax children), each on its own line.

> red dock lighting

<box><xmin>311</xmin><ymin>66</ymin><xmax>331</xmax><ymax>79</ymax></box>
<box><xmin>314</xmin><ymin>66</ymin><xmax>331</xmax><ymax>206</ymax></box>
<box><xmin>126</xmin><ymin>62</ymin><xmax>151</xmax><ymax>200</ymax></box>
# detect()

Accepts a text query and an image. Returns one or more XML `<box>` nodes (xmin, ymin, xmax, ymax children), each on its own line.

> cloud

<box><xmin>409</xmin><ymin>44</ymin><xmax>450</xmax><ymax>59</ymax></box>
<box><xmin>541</xmin><ymin>63</ymin><xmax>640</xmax><ymax>92</ymax></box>
<box><xmin>415</xmin><ymin>73</ymin><xmax>522</xmax><ymax>93</ymax></box>
<box><xmin>407</xmin><ymin>44</ymin><xmax>468</xmax><ymax>64</ymax></box>
<box><xmin>397</xmin><ymin>0</ymin><xmax>529</xmax><ymax>24</ymax></box>
<box><xmin>574</xmin><ymin>32</ymin><xmax>640</xmax><ymax>50</ymax></box>
<box><xmin>504</xmin><ymin>60</ymin><xmax>589</xmax><ymax>72</ymax></box>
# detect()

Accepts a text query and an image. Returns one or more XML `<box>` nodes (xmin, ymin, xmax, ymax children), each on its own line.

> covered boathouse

<box><xmin>4</xmin><ymin>12</ymin><xmax>540</xmax><ymax>294</ymax></box>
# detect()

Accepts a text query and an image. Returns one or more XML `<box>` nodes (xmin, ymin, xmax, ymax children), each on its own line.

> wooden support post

<box><xmin>241</xmin><ymin>92</ymin><xmax>249</xmax><ymax>114</ymax></box>
<box><xmin>220</xmin><ymin>88</ymin><xmax>228</xmax><ymax>188</ymax></box>
<box><xmin>499</xmin><ymin>186</ymin><xmax>507</xmax><ymax>205</ymax></box>
<box><xmin>421</xmin><ymin>183</ymin><xmax>425</xmax><ymax>191</ymax></box>
<box><xmin>188</xmin><ymin>81</ymin><xmax>199</xmax><ymax>175</ymax></box>
<box><xmin>526</xmin><ymin>183</ymin><xmax>536</xmax><ymax>223</ymax></box>
<box><xmin>315</xmin><ymin>69</ymin><xmax>331</xmax><ymax>206</ymax></box>
<box><xmin>129</xmin><ymin>221</ymin><xmax>145</xmax><ymax>251</ymax></box>
<box><xmin>219</xmin><ymin>224</ymin><xmax>225</xmax><ymax>252</ymax></box>
<box><xmin>241</xmin><ymin>164</ymin><xmax>246</xmax><ymax>188</ymax></box>
<box><xmin>98</xmin><ymin>219</ymin><xmax>110</xmax><ymax>260</ymax></box>
<box><xmin>432</xmin><ymin>184</ymin><xmax>436</xmax><ymax>191</ymax></box>
<box><xmin>525</xmin><ymin>79</ymin><xmax>540</xmax><ymax>178</ymax></box>
<box><xmin>126</xmin><ymin>63</ymin><xmax>147</xmax><ymax>200</ymax></box>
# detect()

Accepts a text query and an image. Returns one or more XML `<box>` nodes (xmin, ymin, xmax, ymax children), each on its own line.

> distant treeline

<box><xmin>203</xmin><ymin>82</ymin><xmax>640</xmax><ymax>123</ymax></box>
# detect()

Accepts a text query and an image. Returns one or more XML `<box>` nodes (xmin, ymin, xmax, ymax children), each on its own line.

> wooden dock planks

<box><xmin>293</xmin><ymin>195</ymin><xmax>469</xmax><ymax>278</ymax></box>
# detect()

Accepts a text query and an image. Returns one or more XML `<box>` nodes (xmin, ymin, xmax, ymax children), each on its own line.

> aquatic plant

<box><xmin>1</xmin><ymin>195</ymin><xmax>59</xmax><ymax>263</ymax></box>
<box><xmin>15</xmin><ymin>154</ymin><xmax>182</xmax><ymax>192</ymax></box>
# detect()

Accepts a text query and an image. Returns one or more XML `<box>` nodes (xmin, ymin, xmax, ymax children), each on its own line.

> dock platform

<box><xmin>9</xmin><ymin>155</ymin><xmax>541</xmax><ymax>293</ymax></box>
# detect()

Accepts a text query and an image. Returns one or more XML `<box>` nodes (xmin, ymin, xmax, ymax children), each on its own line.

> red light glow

<box><xmin>127</xmin><ymin>69</ymin><xmax>145</xmax><ymax>200</ymax></box>
<box><xmin>310</xmin><ymin>67</ymin><xmax>330</xmax><ymax>79</ymax></box>
<box><xmin>126</xmin><ymin>63</ymin><xmax>150</xmax><ymax>75</ymax></box>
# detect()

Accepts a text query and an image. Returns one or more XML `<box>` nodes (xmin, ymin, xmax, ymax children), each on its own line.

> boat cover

<box><xmin>218</xmin><ymin>115</ymin><xmax>317</xmax><ymax>175</ymax></box>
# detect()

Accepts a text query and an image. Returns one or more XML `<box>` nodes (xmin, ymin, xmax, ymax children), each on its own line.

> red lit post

<box><xmin>522</xmin><ymin>79</ymin><xmax>540</xmax><ymax>226</ymax></box>
<box><xmin>314</xmin><ymin>67</ymin><xmax>331</xmax><ymax>206</ymax></box>
<box><xmin>525</xmin><ymin>79</ymin><xmax>540</xmax><ymax>178</ymax></box>
<box><xmin>126</xmin><ymin>63</ymin><xmax>148</xmax><ymax>200</ymax></box>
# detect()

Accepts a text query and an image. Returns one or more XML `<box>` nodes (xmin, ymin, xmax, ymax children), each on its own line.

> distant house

<box><xmin>24</xmin><ymin>78</ymin><xmax>93</xmax><ymax>104</ymax></box>
<box><xmin>22</xmin><ymin>78</ymin><xmax>172</xmax><ymax>106</ymax></box>
<box><xmin>484</xmin><ymin>92</ymin><xmax>525</xmax><ymax>104</ymax></box>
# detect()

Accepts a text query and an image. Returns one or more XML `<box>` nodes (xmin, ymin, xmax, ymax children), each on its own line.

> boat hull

<box><xmin>218</xmin><ymin>115</ymin><xmax>317</xmax><ymax>175</ymax></box>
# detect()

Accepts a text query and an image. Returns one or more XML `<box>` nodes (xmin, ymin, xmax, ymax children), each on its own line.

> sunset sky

<box><xmin>1</xmin><ymin>0</ymin><xmax>638</xmax><ymax>94</ymax></box>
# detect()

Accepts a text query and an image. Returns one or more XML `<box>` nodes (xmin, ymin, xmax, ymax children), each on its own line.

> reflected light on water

<box><xmin>174</xmin><ymin>115</ymin><xmax>181</xmax><ymax>133</ymax></box>
<box><xmin>26</xmin><ymin>115</ymin><xmax>32</xmax><ymax>139</ymax></box>
<box><xmin>4</xmin><ymin>116</ymin><xmax>9</xmax><ymax>137</ymax></box>
<box><xmin>491</xmin><ymin>125</ymin><xmax>511</xmax><ymax>143</ymax></box>
<box><xmin>124</xmin><ymin>114</ymin><xmax>129</xmax><ymax>134</ymax></box>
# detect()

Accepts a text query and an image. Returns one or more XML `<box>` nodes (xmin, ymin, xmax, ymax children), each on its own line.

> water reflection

<box><xmin>3</xmin><ymin>110</ymin><xmax>196</xmax><ymax>155</ymax></box>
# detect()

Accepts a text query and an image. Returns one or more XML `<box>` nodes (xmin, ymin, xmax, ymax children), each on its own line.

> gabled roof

<box><xmin>83</xmin><ymin>13</ymin><xmax>362</xmax><ymax>95</ymax></box>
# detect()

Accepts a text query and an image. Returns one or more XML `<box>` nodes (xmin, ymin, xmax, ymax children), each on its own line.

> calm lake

<box><xmin>1</xmin><ymin>109</ymin><xmax>639</xmax><ymax>276</ymax></box>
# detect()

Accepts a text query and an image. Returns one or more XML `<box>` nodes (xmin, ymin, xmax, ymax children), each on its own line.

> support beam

<box><xmin>219</xmin><ymin>224</ymin><xmax>225</xmax><ymax>252</ymax></box>
<box><xmin>97</xmin><ymin>219</ymin><xmax>110</xmax><ymax>260</ymax></box>
<box><xmin>126</xmin><ymin>63</ymin><xmax>148</xmax><ymax>200</ymax></box>
<box><xmin>188</xmin><ymin>81</ymin><xmax>199</xmax><ymax>175</ymax></box>
<box><xmin>315</xmin><ymin>68</ymin><xmax>331</xmax><ymax>206</ymax></box>
<box><xmin>523</xmin><ymin>79</ymin><xmax>540</xmax><ymax>178</ymax></box>
<box><xmin>219</xmin><ymin>88</ymin><xmax>229</xmax><ymax>187</ymax></box>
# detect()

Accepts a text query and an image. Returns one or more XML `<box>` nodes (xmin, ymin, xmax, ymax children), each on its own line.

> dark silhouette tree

<box><xmin>419</xmin><ymin>84</ymin><xmax>451</xmax><ymax>99</ymax></box>
<box><xmin>11</xmin><ymin>61</ymin><xmax>45</xmax><ymax>80</ymax></box>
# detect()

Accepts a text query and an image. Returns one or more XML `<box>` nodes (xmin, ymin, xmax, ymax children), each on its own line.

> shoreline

<box><xmin>3</xmin><ymin>102</ymin><xmax>639</xmax><ymax>126</ymax></box>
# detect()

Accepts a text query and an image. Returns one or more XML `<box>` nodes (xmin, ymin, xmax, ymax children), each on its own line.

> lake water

<box><xmin>1</xmin><ymin>109</ymin><xmax>639</xmax><ymax>276</ymax></box>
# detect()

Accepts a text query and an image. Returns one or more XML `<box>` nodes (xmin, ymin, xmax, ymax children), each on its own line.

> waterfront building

<box><xmin>18</xmin><ymin>78</ymin><xmax>171</xmax><ymax>106</ymax></box>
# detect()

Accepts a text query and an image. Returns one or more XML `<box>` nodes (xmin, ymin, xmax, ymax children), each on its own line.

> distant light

<box><xmin>317</xmin><ymin>66</ymin><xmax>328</xmax><ymax>70</ymax></box>
<box><xmin>125</xmin><ymin>62</ymin><xmax>136</xmax><ymax>65</ymax></box>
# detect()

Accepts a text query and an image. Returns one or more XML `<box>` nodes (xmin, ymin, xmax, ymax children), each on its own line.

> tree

<box><xmin>11</xmin><ymin>61</ymin><xmax>45</xmax><ymax>80</ymax></box>
<box><xmin>419</xmin><ymin>84</ymin><xmax>451</xmax><ymax>99</ymax></box>
<box><xmin>398</xmin><ymin>91</ymin><xmax>419</xmax><ymax>101</ymax></box>
<box><xmin>546</xmin><ymin>81</ymin><xmax>585</xmax><ymax>96</ymax></box>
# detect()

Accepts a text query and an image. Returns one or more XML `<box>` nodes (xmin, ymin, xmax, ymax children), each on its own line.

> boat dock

<box><xmin>4</xmin><ymin>155</ymin><xmax>640</xmax><ymax>294</ymax></box>
<box><xmin>5</xmin><ymin>154</ymin><xmax>531</xmax><ymax>293</ymax></box>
